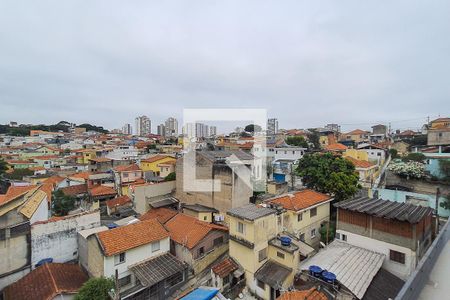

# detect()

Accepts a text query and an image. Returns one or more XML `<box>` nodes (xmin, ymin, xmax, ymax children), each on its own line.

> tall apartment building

<box><xmin>157</xmin><ymin>124</ymin><xmax>166</xmax><ymax>137</ymax></box>
<box><xmin>165</xmin><ymin>117</ymin><xmax>178</xmax><ymax>137</ymax></box>
<box><xmin>135</xmin><ymin>115</ymin><xmax>151</xmax><ymax>136</ymax></box>
<box><xmin>267</xmin><ymin>118</ymin><xmax>278</xmax><ymax>136</ymax></box>
<box><xmin>122</xmin><ymin>123</ymin><xmax>132</xmax><ymax>135</ymax></box>
<box><xmin>209</xmin><ymin>126</ymin><xmax>217</xmax><ymax>137</ymax></box>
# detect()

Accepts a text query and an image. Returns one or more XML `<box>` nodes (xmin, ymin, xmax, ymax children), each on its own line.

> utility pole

<box><xmin>435</xmin><ymin>187</ymin><xmax>440</xmax><ymax>236</ymax></box>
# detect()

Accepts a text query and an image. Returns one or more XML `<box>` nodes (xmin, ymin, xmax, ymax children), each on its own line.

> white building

<box><xmin>106</xmin><ymin>145</ymin><xmax>139</xmax><ymax>160</ymax></box>
<box><xmin>135</xmin><ymin>115</ymin><xmax>151</xmax><ymax>136</ymax></box>
<box><xmin>267</xmin><ymin>118</ymin><xmax>278</xmax><ymax>136</ymax></box>
<box><xmin>165</xmin><ymin>117</ymin><xmax>178</xmax><ymax>137</ymax></box>
<box><xmin>157</xmin><ymin>124</ymin><xmax>166</xmax><ymax>137</ymax></box>
<box><xmin>122</xmin><ymin>123</ymin><xmax>132</xmax><ymax>135</ymax></box>
<box><xmin>209</xmin><ymin>126</ymin><xmax>217</xmax><ymax>137</ymax></box>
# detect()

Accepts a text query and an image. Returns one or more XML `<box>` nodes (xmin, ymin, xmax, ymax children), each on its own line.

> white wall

<box><xmin>31</xmin><ymin>211</ymin><xmax>100</xmax><ymax>268</ymax></box>
<box><xmin>273</xmin><ymin>147</ymin><xmax>306</xmax><ymax>161</ymax></box>
<box><xmin>336</xmin><ymin>230</ymin><xmax>416</xmax><ymax>280</ymax></box>
<box><xmin>29</xmin><ymin>196</ymin><xmax>49</xmax><ymax>224</ymax></box>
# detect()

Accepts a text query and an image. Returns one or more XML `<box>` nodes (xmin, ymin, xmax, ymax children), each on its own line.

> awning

<box><xmin>129</xmin><ymin>253</ymin><xmax>187</xmax><ymax>287</ymax></box>
<box><xmin>149</xmin><ymin>197</ymin><xmax>179</xmax><ymax>208</ymax></box>
<box><xmin>255</xmin><ymin>260</ymin><xmax>292</xmax><ymax>289</ymax></box>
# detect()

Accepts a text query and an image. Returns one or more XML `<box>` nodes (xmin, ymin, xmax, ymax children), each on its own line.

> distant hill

<box><xmin>0</xmin><ymin>121</ymin><xmax>109</xmax><ymax>136</ymax></box>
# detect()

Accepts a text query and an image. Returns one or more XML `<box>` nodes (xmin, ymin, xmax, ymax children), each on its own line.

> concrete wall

<box><xmin>86</xmin><ymin>235</ymin><xmax>104</xmax><ymax>277</ymax></box>
<box><xmin>427</xmin><ymin>130</ymin><xmax>450</xmax><ymax>146</ymax></box>
<box><xmin>31</xmin><ymin>211</ymin><xmax>100</xmax><ymax>268</ymax></box>
<box><xmin>130</xmin><ymin>181</ymin><xmax>176</xmax><ymax>214</ymax></box>
<box><xmin>29</xmin><ymin>196</ymin><xmax>49</xmax><ymax>224</ymax></box>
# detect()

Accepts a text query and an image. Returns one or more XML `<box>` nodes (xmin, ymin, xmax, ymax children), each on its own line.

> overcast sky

<box><xmin>1</xmin><ymin>1</ymin><xmax>449</xmax><ymax>133</ymax></box>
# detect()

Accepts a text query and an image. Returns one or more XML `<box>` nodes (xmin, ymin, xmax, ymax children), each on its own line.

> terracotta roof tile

<box><xmin>345</xmin><ymin>156</ymin><xmax>375</xmax><ymax>169</ymax></box>
<box><xmin>268</xmin><ymin>189</ymin><xmax>332</xmax><ymax>211</ymax></box>
<box><xmin>165</xmin><ymin>213</ymin><xmax>228</xmax><ymax>249</ymax></box>
<box><xmin>141</xmin><ymin>155</ymin><xmax>175</xmax><ymax>164</ymax></box>
<box><xmin>114</xmin><ymin>163</ymin><xmax>141</xmax><ymax>172</ymax></box>
<box><xmin>89</xmin><ymin>185</ymin><xmax>117</xmax><ymax>197</ymax></box>
<box><xmin>106</xmin><ymin>195</ymin><xmax>131</xmax><ymax>209</ymax></box>
<box><xmin>0</xmin><ymin>185</ymin><xmax>37</xmax><ymax>206</ymax></box>
<box><xmin>139</xmin><ymin>207</ymin><xmax>178</xmax><ymax>224</ymax></box>
<box><xmin>69</xmin><ymin>171</ymin><xmax>92</xmax><ymax>180</ymax></box>
<box><xmin>212</xmin><ymin>258</ymin><xmax>239</xmax><ymax>278</ymax></box>
<box><xmin>325</xmin><ymin>143</ymin><xmax>348</xmax><ymax>151</ymax></box>
<box><xmin>346</xmin><ymin>129</ymin><xmax>369</xmax><ymax>135</ymax></box>
<box><xmin>88</xmin><ymin>157</ymin><xmax>112</xmax><ymax>163</ymax></box>
<box><xmin>97</xmin><ymin>219</ymin><xmax>169</xmax><ymax>256</ymax></box>
<box><xmin>3</xmin><ymin>263</ymin><xmax>88</xmax><ymax>300</ymax></box>
<box><xmin>60</xmin><ymin>184</ymin><xmax>88</xmax><ymax>196</ymax></box>
<box><xmin>277</xmin><ymin>288</ymin><xmax>328</xmax><ymax>300</ymax></box>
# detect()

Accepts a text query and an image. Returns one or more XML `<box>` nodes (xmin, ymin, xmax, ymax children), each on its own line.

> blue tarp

<box><xmin>180</xmin><ymin>288</ymin><xmax>219</xmax><ymax>300</ymax></box>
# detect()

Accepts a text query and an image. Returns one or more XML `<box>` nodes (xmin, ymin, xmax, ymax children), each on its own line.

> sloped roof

<box><xmin>212</xmin><ymin>257</ymin><xmax>239</xmax><ymax>278</ymax></box>
<box><xmin>300</xmin><ymin>240</ymin><xmax>385</xmax><ymax>299</ymax></box>
<box><xmin>114</xmin><ymin>164</ymin><xmax>141</xmax><ymax>172</ymax></box>
<box><xmin>89</xmin><ymin>185</ymin><xmax>117</xmax><ymax>197</ymax></box>
<box><xmin>0</xmin><ymin>185</ymin><xmax>37</xmax><ymax>207</ymax></box>
<box><xmin>255</xmin><ymin>260</ymin><xmax>292</xmax><ymax>288</ymax></box>
<box><xmin>362</xmin><ymin>268</ymin><xmax>404</xmax><ymax>300</ymax></box>
<box><xmin>139</xmin><ymin>207</ymin><xmax>178</xmax><ymax>224</ymax></box>
<box><xmin>165</xmin><ymin>213</ymin><xmax>228</xmax><ymax>249</ymax></box>
<box><xmin>227</xmin><ymin>204</ymin><xmax>276</xmax><ymax>221</ymax></box>
<box><xmin>325</xmin><ymin>143</ymin><xmax>348</xmax><ymax>151</ymax></box>
<box><xmin>69</xmin><ymin>171</ymin><xmax>92</xmax><ymax>181</ymax></box>
<box><xmin>3</xmin><ymin>263</ymin><xmax>88</xmax><ymax>300</ymax></box>
<box><xmin>345</xmin><ymin>157</ymin><xmax>375</xmax><ymax>169</ymax></box>
<box><xmin>60</xmin><ymin>184</ymin><xmax>88</xmax><ymax>196</ymax></box>
<box><xmin>141</xmin><ymin>154</ymin><xmax>175</xmax><ymax>163</ymax></box>
<box><xmin>277</xmin><ymin>288</ymin><xmax>328</xmax><ymax>300</ymax></box>
<box><xmin>346</xmin><ymin>129</ymin><xmax>369</xmax><ymax>135</ymax></box>
<box><xmin>19</xmin><ymin>189</ymin><xmax>47</xmax><ymax>219</ymax></box>
<box><xmin>105</xmin><ymin>195</ymin><xmax>131</xmax><ymax>209</ymax></box>
<box><xmin>334</xmin><ymin>196</ymin><xmax>434</xmax><ymax>224</ymax></box>
<box><xmin>268</xmin><ymin>189</ymin><xmax>332</xmax><ymax>211</ymax></box>
<box><xmin>97</xmin><ymin>219</ymin><xmax>169</xmax><ymax>256</ymax></box>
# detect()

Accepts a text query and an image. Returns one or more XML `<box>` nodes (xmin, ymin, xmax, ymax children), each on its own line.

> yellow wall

<box><xmin>319</xmin><ymin>136</ymin><xmax>328</xmax><ymax>147</ymax></box>
<box><xmin>343</xmin><ymin>149</ymin><xmax>369</xmax><ymax>161</ymax></box>
<box><xmin>140</xmin><ymin>157</ymin><xmax>176</xmax><ymax>173</ymax></box>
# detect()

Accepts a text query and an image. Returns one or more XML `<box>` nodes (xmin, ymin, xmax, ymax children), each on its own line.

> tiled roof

<box><xmin>33</xmin><ymin>155</ymin><xmax>60</xmax><ymax>160</ymax></box>
<box><xmin>97</xmin><ymin>219</ymin><xmax>169</xmax><ymax>256</ymax></box>
<box><xmin>60</xmin><ymin>184</ymin><xmax>88</xmax><ymax>196</ymax></box>
<box><xmin>69</xmin><ymin>171</ymin><xmax>92</xmax><ymax>180</ymax></box>
<box><xmin>345</xmin><ymin>157</ymin><xmax>375</xmax><ymax>169</ymax></box>
<box><xmin>114</xmin><ymin>163</ymin><xmax>141</xmax><ymax>172</ymax></box>
<box><xmin>106</xmin><ymin>195</ymin><xmax>131</xmax><ymax>209</ymax></box>
<box><xmin>277</xmin><ymin>288</ymin><xmax>328</xmax><ymax>300</ymax></box>
<box><xmin>89</xmin><ymin>185</ymin><xmax>117</xmax><ymax>197</ymax></box>
<box><xmin>165</xmin><ymin>213</ymin><xmax>228</xmax><ymax>249</ymax></box>
<box><xmin>140</xmin><ymin>207</ymin><xmax>178</xmax><ymax>224</ymax></box>
<box><xmin>42</xmin><ymin>176</ymin><xmax>66</xmax><ymax>186</ymax></box>
<box><xmin>268</xmin><ymin>189</ymin><xmax>332</xmax><ymax>212</ymax></box>
<box><xmin>0</xmin><ymin>185</ymin><xmax>37</xmax><ymax>207</ymax></box>
<box><xmin>325</xmin><ymin>143</ymin><xmax>348</xmax><ymax>151</ymax></box>
<box><xmin>227</xmin><ymin>204</ymin><xmax>276</xmax><ymax>221</ymax></box>
<box><xmin>346</xmin><ymin>129</ymin><xmax>369</xmax><ymax>135</ymax></box>
<box><xmin>141</xmin><ymin>154</ymin><xmax>175</xmax><ymax>163</ymax></box>
<box><xmin>88</xmin><ymin>157</ymin><xmax>112</xmax><ymax>163</ymax></box>
<box><xmin>3</xmin><ymin>263</ymin><xmax>88</xmax><ymax>300</ymax></box>
<box><xmin>212</xmin><ymin>257</ymin><xmax>239</xmax><ymax>278</ymax></box>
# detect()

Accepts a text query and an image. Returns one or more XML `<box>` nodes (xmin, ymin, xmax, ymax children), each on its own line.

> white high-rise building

<box><xmin>209</xmin><ymin>126</ymin><xmax>217</xmax><ymax>137</ymax></box>
<box><xmin>122</xmin><ymin>123</ymin><xmax>132</xmax><ymax>135</ymax></box>
<box><xmin>165</xmin><ymin>117</ymin><xmax>178</xmax><ymax>137</ymax></box>
<box><xmin>157</xmin><ymin>124</ymin><xmax>166</xmax><ymax>137</ymax></box>
<box><xmin>267</xmin><ymin>118</ymin><xmax>278</xmax><ymax>135</ymax></box>
<box><xmin>135</xmin><ymin>115</ymin><xmax>151</xmax><ymax>136</ymax></box>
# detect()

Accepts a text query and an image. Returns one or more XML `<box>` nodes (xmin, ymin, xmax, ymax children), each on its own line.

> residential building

<box><xmin>335</xmin><ymin>196</ymin><xmax>434</xmax><ymax>279</ymax></box>
<box><xmin>427</xmin><ymin>117</ymin><xmax>450</xmax><ymax>146</ymax></box>
<box><xmin>140</xmin><ymin>154</ymin><xmax>176</xmax><ymax>176</ymax></box>
<box><xmin>105</xmin><ymin>145</ymin><xmax>139</xmax><ymax>161</ymax></box>
<box><xmin>122</xmin><ymin>123</ymin><xmax>132</xmax><ymax>135</ymax></box>
<box><xmin>135</xmin><ymin>115</ymin><xmax>151</xmax><ymax>136</ymax></box>
<box><xmin>128</xmin><ymin>181</ymin><xmax>176</xmax><ymax>214</ymax></box>
<box><xmin>157</xmin><ymin>124</ymin><xmax>166</xmax><ymax>137</ymax></box>
<box><xmin>209</xmin><ymin>125</ymin><xmax>217</xmax><ymax>137</ymax></box>
<box><xmin>227</xmin><ymin>204</ymin><xmax>303</xmax><ymax>300</ymax></box>
<box><xmin>165</xmin><ymin>117</ymin><xmax>178</xmax><ymax>137</ymax></box>
<box><xmin>269</xmin><ymin>146</ymin><xmax>306</xmax><ymax>184</ymax></box>
<box><xmin>182</xmin><ymin>204</ymin><xmax>218</xmax><ymax>223</ymax></box>
<box><xmin>267</xmin><ymin>189</ymin><xmax>333</xmax><ymax>248</ymax></box>
<box><xmin>357</xmin><ymin>144</ymin><xmax>386</xmax><ymax>165</ymax></box>
<box><xmin>211</xmin><ymin>257</ymin><xmax>245</xmax><ymax>298</ymax></box>
<box><xmin>113</xmin><ymin>164</ymin><xmax>143</xmax><ymax>196</ymax></box>
<box><xmin>84</xmin><ymin>219</ymin><xmax>187</xmax><ymax>299</ymax></box>
<box><xmin>2</xmin><ymin>263</ymin><xmax>88</xmax><ymax>300</ymax></box>
<box><xmin>340</xmin><ymin>129</ymin><xmax>370</xmax><ymax>144</ymax></box>
<box><xmin>176</xmin><ymin>151</ymin><xmax>254</xmax><ymax>214</ymax></box>
<box><xmin>324</xmin><ymin>123</ymin><xmax>340</xmax><ymax>132</ymax></box>
<box><xmin>267</xmin><ymin>118</ymin><xmax>278</xmax><ymax>136</ymax></box>
<box><xmin>345</xmin><ymin>156</ymin><xmax>378</xmax><ymax>188</ymax></box>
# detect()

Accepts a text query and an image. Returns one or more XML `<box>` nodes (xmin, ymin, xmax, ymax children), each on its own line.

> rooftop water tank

<box><xmin>321</xmin><ymin>271</ymin><xmax>337</xmax><ymax>284</ymax></box>
<box><xmin>280</xmin><ymin>236</ymin><xmax>292</xmax><ymax>246</ymax></box>
<box><xmin>35</xmin><ymin>258</ymin><xmax>53</xmax><ymax>268</ymax></box>
<box><xmin>107</xmin><ymin>223</ymin><xmax>118</xmax><ymax>229</ymax></box>
<box><xmin>309</xmin><ymin>265</ymin><xmax>322</xmax><ymax>278</ymax></box>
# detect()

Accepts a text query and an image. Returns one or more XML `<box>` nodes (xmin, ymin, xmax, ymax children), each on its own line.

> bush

<box><xmin>164</xmin><ymin>172</ymin><xmax>176</xmax><ymax>181</ymax></box>
<box><xmin>402</xmin><ymin>152</ymin><xmax>426</xmax><ymax>162</ymax></box>
<box><xmin>389</xmin><ymin>148</ymin><xmax>398</xmax><ymax>159</ymax></box>
<box><xmin>75</xmin><ymin>277</ymin><xmax>114</xmax><ymax>300</ymax></box>
<box><xmin>388</xmin><ymin>161</ymin><xmax>426</xmax><ymax>179</ymax></box>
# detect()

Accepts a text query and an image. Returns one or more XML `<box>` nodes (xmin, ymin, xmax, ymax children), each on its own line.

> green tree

<box><xmin>389</xmin><ymin>148</ymin><xmax>398</xmax><ymax>159</ymax></box>
<box><xmin>165</xmin><ymin>172</ymin><xmax>176</xmax><ymax>181</ymax></box>
<box><xmin>285</xmin><ymin>136</ymin><xmax>308</xmax><ymax>148</ymax></box>
<box><xmin>320</xmin><ymin>222</ymin><xmax>335</xmax><ymax>243</ymax></box>
<box><xmin>75</xmin><ymin>277</ymin><xmax>114</xmax><ymax>300</ymax></box>
<box><xmin>4</xmin><ymin>168</ymin><xmax>34</xmax><ymax>180</ymax></box>
<box><xmin>244</xmin><ymin>124</ymin><xmax>262</xmax><ymax>133</ymax></box>
<box><xmin>296</xmin><ymin>153</ymin><xmax>360</xmax><ymax>202</ymax></box>
<box><xmin>402</xmin><ymin>152</ymin><xmax>426</xmax><ymax>162</ymax></box>
<box><xmin>52</xmin><ymin>190</ymin><xmax>76</xmax><ymax>216</ymax></box>
<box><xmin>306</xmin><ymin>129</ymin><xmax>321</xmax><ymax>150</ymax></box>
<box><xmin>0</xmin><ymin>159</ymin><xmax>8</xmax><ymax>177</ymax></box>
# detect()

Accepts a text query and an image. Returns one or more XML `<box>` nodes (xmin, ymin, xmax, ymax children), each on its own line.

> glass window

<box><xmin>258</xmin><ymin>248</ymin><xmax>267</xmax><ymax>262</ymax></box>
<box><xmin>311</xmin><ymin>229</ymin><xmax>316</xmax><ymax>238</ymax></box>
<box><xmin>297</xmin><ymin>213</ymin><xmax>303</xmax><ymax>222</ymax></box>
<box><xmin>118</xmin><ymin>275</ymin><xmax>131</xmax><ymax>287</ymax></box>
<box><xmin>390</xmin><ymin>250</ymin><xmax>405</xmax><ymax>264</ymax></box>
<box><xmin>198</xmin><ymin>246</ymin><xmax>205</xmax><ymax>257</ymax></box>
<box><xmin>277</xmin><ymin>251</ymin><xmax>285</xmax><ymax>259</ymax></box>
<box><xmin>152</xmin><ymin>240</ymin><xmax>160</xmax><ymax>252</ymax></box>
<box><xmin>310</xmin><ymin>207</ymin><xmax>317</xmax><ymax>217</ymax></box>
<box><xmin>299</xmin><ymin>233</ymin><xmax>305</xmax><ymax>241</ymax></box>
<box><xmin>237</xmin><ymin>222</ymin><xmax>245</xmax><ymax>234</ymax></box>
<box><xmin>342</xmin><ymin>234</ymin><xmax>347</xmax><ymax>241</ymax></box>
<box><xmin>114</xmin><ymin>252</ymin><xmax>126</xmax><ymax>265</ymax></box>
<box><xmin>257</xmin><ymin>279</ymin><xmax>265</xmax><ymax>290</ymax></box>
<box><xmin>213</xmin><ymin>236</ymin><xmax>224</xmax><ymax>246</ymax></box>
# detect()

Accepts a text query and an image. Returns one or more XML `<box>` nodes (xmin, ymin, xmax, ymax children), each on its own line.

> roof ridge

<box><xmin>46</xmin><ymin>264</ymin><xmax>59</xmax><ymax>295</ymax></box>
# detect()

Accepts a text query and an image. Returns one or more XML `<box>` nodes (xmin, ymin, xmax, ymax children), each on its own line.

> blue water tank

<box><xmin>35</xmin><ymin>258</ymin><xmax>53</xmax><ymax>268</ymax></box>
<box><xmin>309</xmin><ymin>265</ymin><xmax>322</xmax><ymax>278</ymax></box>
<box><xmin>107</xmin><ymin>223</ymin><xmax>118</xmax><ymax>229</ymax></box>
<box><xmin>280</xmin><ymin>236</ymin><xmax>292</xmax><ymax>246</ymax></box>
<box><xmin>321</xmin><ymin>271</ymin><xmax>337</xmax><ymax>284</ymax></box>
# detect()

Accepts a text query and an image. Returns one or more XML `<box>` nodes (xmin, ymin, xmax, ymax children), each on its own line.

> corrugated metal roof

<box><xmin>334</xmin><ymin>196</ymin><xmax>433</xmax><ymax>224</ymax></box>
<box><xmin>300</xmin><ymin>240</ymin><xmax>385</xmax><ymax>299</ymax></box>
<box><xmin>227</xmin><ymin>204</ymin><xmax>276</xmax><ymax>221</ymax></box>
<box><xmin>255</xmin><ymin>260</ymin><xmax>292</xmax><ymax>288</ymax></box>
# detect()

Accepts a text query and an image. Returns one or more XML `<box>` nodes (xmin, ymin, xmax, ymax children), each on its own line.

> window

<box><xmin>310</xmin><ymin>207</ymin><xmax>317</xmax><ymax>217</ymax></box>
<box><xmin>123</xmin><ymin>173</ymin><xmax>129</xmax><ymax>178</ymax></box>
<box><xmin>342</xmin><ymin>234</ymin><xmax>347</xmax><ymax>241</ymax></box>
<box><xmin>299</xmin><ymin>233</ymin><xmax>305</xmax><ymax>241</ymax></box>
<box><xmin>114</xmin><ymin>253</ymin><xmax>125</xmax><ymax>265</ymax></box>
<box><xmin>335</xmin><ymin>233</ymin><xmax>341</xmax><ymax>240</ymax></box>
<box><xmin>152</xmin><ymin>240</ymin><xmax>160</xmax><ymax>252</ymax></box>
<box><xmin>118</xmin><ymin>275</ymin><xmax>131</xmax><ymax>287</ymax></box>
<box><xmin>292</xmin><ymin>151</ymin><xmax>295</xmax><ymax>154</ymax></box>
<box><xmin>213</xmin><ymin>236</ymin><xmax>224</xmax><ymax>246</ymax></box>
<box><xmin>277</xmin><ymin>251</ymin><xmax>285</xmax><ymax>259</ymax></box>
<box><xmin>237</xmin><ymin>222</ymin><xmax>245</xmax><ymax>234</ymax></box>
<box><xmin>198</xmin><ymin>246</ymin><xmax>205</xmax><ymax>257</ymax></box>
<box><xmin>311</xmin><ymin>229</ymin><xmax>316</xmax><ymax>238</ymax></box>
<box><xmin>165</xmin><ymin>272</ymin><xmax>184</xmax><ymax>288</ymax></box>
<box><xmin>390</xmin><ymin>250</ymin><xmax>405</xmax><ymax>264</ymax></box>
<box><xmin>258</xmin><ymin>248</ymin><xmax>267</xmax><ymax>262</ymax></box>
<box><xmin>257</xmin><ymin>279</ymin><xmax>265</xmax><ymax>290</ymax></box>
<box><xmin>297</xmin><ymin>213</ymin><xmax>303</xmax><ymax>222</ymax></box>
<box><xmin>377</xmin><ymin>152</ymin><xmax>381</xmax><ymax>156</ymax></box>
<box><xmin>203</xmin><ymin>216</ymin><xmax>207</xmax><ymax>221</ymax></box>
